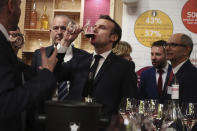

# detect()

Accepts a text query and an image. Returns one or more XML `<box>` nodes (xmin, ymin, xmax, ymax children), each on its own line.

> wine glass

<box><xmin>143</xmin><ymin>99</ymin><xmax>158</xmax><ymax>130</ymax></box>
<box><xmin>119</xmin><ymin>97</ymin><xmax>129</xmax><ymax>119</ymax></box>
<box><xmin>83</xmin><ymin>19</ymin><xmax>94</xmax><ymax>38</ymax></box>
<box><xmin>9</xmin><ymin>32</ymin><xmax>24</xmax><ymax>49</ymax></box>
<box><xmin>153</xmin><ymin>103</ymin><xmax>164</xmax><ymax>131</ymax></box>
<box><xmin>67</xmin><ymin>21</ymin><xmax>77</xmax><ymax>34</ymax></box>
<box><xmin>162</xmin><ymin>100</ymin><xmax>175</xmax><ymax>130</ymax></box>
<box><xmin>182</xmin><ymin>103</ymin><xmax>197</xmax><ymax>131</ymax></box>
<box><xmin>129</xmin><ymin>98</ymin><xmax>139</xmax><ymax>118</ymax></box>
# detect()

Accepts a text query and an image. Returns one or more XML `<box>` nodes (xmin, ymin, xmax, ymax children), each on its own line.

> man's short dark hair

<box><xmin>151</xmin><ymin>40</ymin><xmax>166</xmax><ymax>47</ymax></box>
<box><xmin>99</xmin><ymin>15</ymin><xmax>122</xmax><ymax>47</ymax></box>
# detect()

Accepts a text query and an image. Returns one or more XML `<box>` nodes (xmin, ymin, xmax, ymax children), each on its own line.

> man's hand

<box><xmin>60</xmin><ymin>23</ymin><xmax>83</xmax><ymax>47</ymax></box>
<box><xmin>9</xmin><ymin>32</ymin><xmax>24</xmax><ymax>54</ymax></box>
<box><xmin>39</xmin><ymin>47</ymin><xmax>58</xmax><ymax>72</ymax></box>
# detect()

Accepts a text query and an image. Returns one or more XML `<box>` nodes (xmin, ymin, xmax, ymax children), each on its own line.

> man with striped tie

<box><xmin>31</xmin><ymin>15</ymin><xmax>88</xmax><ymax>130</ymax></box>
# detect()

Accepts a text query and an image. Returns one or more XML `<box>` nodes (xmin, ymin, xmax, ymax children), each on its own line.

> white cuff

<box><xmin>57</xmin><ymin>43</ymin><xmax>68</xmax><ymax>53</ymax></box>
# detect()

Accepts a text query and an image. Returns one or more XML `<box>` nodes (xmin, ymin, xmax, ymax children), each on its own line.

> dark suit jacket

<box><xmin>32</xmin><ymin>45</ymin><xmax>54</xmax><ymax>72</ymax></box>
<box><xmin>0</xmin><ymin>31</ymin><xmax>56</xmax><ymax>131</ymax></box>
<box><xmin>31</xmin><ymin>45</ymin><xmax>90</xmax><ymax>131</ymax></box>
<box><xmin>175</xmin><ymin>60</ymin><xmax>197</xmax><ymax>103</ymax></box>
<box><xmin>55</xmin><ymin>51</ymin><xmax>137</xmax><ymax>117</ymax></box>
<box><xmin>139</xmin><ymin>64</ymin><xmax>172</xmax><ymax>100</ymax></box>
<box><xmin>32</xmin><ymin>45</ymin><xmax>88</xmax><ymax>70</ymax></box>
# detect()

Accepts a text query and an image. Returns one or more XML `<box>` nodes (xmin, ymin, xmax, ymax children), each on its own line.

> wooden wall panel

<box><xmin>114</xmin><ymin>0</ymin><xmax>123</xmax><ymax>27</ymax></box>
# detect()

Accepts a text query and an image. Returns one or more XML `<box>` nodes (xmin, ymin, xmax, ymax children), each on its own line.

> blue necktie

<box><xmin>58</xmin><ymin>81</ymin><xmax>70</xmax><ymax>101</ymax></box>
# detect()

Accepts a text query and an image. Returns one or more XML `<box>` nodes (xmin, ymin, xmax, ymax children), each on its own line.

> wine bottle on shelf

<box><xmin>30</xmin><ymin>0</ymin><xmax>37</xmax><ymax>29</ymax></box>
<box><xmin>40</xmin><ymin>5</ymin><xmax>49</xmax><ymax>30</ymax></box>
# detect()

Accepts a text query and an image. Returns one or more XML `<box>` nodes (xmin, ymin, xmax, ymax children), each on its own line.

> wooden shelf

<box><xmin>21</xmin><ymin>0</ymin><xmax>95</xmax><ymax>64</ymax></box>
<box><xmin>24</xmin><ymin>29</ymin><xmax>50</xmax><ymax>32</ymax></box>
<box><xmin>53</xmin><ymin>9</ymin><xmax>80</xmax><ymax>13</ymax></box>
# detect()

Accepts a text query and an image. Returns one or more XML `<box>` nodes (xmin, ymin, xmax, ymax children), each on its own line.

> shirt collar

<box><xmin>93</xmin><ymin>50</ymin><xmax>111</xmax><ymax>59</ymax></box>
<box><xmin>0</xmin><ymin>24</ymin><xmax>9</xmax><ymax>41</ymax></box>
<box><xmin>172</xmin><ymin>59</ymin><xmax>188</xmax><ymax>74</ymax></box>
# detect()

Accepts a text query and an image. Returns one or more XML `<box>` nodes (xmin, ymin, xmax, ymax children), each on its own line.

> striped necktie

<box><xmin>58</xmin><ymin>81</ymin><xmax>70</xmax><ymax>101</ymax></box>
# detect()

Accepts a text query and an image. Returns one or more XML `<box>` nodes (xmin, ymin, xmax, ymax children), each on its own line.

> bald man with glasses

<box><xmin>165</xmin><ymin>33</ymin><xmax>197</xmax><ymax>103</ymax></box>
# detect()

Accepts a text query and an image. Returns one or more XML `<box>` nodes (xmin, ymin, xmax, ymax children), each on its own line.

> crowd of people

<box><xmin>0</xmin><ymin>0</ymin><xmax>197</xmax><ymax>131</ymax></box>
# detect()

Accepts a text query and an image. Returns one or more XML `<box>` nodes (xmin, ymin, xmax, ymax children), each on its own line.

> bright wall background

<box><xmin>121</xmin><ymin>0</ymin><xmax>197</xmax><ymax>71</ymax></box>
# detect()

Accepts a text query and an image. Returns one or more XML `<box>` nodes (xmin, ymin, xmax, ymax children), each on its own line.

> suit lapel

<box><xmin>151</xmin><ymin>68</ymin><xmax>159</xmax><ymax>98</ymax></box>
<box><xmin>0</xmin><ymin>32</ymin><xmax>18</xmax><ymax>65</ymax></box>
<box><xmin>163</xmin><ymin>65</ymin><xmax>172</xmax><ymax>89</ymax></box>
<box><xmin>83</xmin><ymin>54</ymin><xmax>94</xmax><ymax>84</ymax></box>
<box><xmin>161</xmin><ymin>64</ymin><xmax>172</xmax><ymax>100</ymax></box>
<box><xmin>46</xmin><ymin>45</ymin><xmax>54</xmax><ymax>57</ymax></box>
<box><xmin>0</xmin><ymin>31</ymin><xmax>22</xmax><ymax>85</ymax></box>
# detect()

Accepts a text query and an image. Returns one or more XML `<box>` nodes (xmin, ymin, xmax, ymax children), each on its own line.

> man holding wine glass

<box><xmin>56</xmin><ymin>14</ymin><xmax>137</xmax><ymax>129</ymax></box>
<box><xmin>31</xmin><ymin>15</ymin><xmax>89</xmax><ymax>131</ymax></box>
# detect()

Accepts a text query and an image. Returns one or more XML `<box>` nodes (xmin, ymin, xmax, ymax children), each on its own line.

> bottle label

<box><xmin>171</xmin><ymin>84</ymin><xmax>179</xmax><ymax>99</ymax></box>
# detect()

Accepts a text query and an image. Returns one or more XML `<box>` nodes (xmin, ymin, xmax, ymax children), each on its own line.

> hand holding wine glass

<box><xmin>59</xmin><ymin>21</ymin><xmax>82</xmax><ymax>48</ymax></box>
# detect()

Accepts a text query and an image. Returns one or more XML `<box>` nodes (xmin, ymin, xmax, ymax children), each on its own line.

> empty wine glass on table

<box><xmin>162</xmin><ymin>100</ymin><xmax>176</xmax><ymax>130</ymax></box>
<box><xmin>153</xmin><ymin>103</ymin><xmax>164</xmax><ymax>131</ymax></box>
<box><xmin>119</xmin><ymin>97</ymin><xmax>132</xmax><ymax>119</ymax></box>
<box><xmin>182</xmin><ymin>103</ymin><xmax>197</xmax><ymax>131</ymax></box>
<box><xmin>143</xmin><ymin>99</ymin><xmax>158</xmax><ymax>130</ymax></box>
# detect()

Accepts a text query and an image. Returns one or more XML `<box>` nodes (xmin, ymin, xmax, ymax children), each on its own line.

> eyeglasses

<box><xmin>9</xmin><ymin>33</ymin><xmax>23</xmax><ymax>38</ymax></box>
<box><xmin>163</xmin><ymin>43</ymin><xmax>188</xmax><ymax>48</ymax></box>
<box><xmin>52</xmin><ymin>26</ymin><xmax>67</xmax><ymax>32</ymax></box>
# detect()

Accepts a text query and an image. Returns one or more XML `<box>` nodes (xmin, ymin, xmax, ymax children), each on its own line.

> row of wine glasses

<box><xmin>119</xmin><ymin>98</ymin><xmax>197</xmax><ymax>131</ymax></box>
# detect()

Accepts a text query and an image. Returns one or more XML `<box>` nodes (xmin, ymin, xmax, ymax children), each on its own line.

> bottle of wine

<box><xmin>40</xmin><ymin>5</ymin><xmax>49</xmax><ymax>30</ymax></box>
<box><xmin>30</xmin><ymin>0</ymin><xmax>37</xmax><ymax>29</ymax></box>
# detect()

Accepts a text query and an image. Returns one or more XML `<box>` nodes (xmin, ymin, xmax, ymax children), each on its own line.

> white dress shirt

<box><xmin>172</xmin><ymin>59</ymin><xmax>188</xmax><ymax>74</ymax></box>
<box><xmin>0</xmin><ymin>24</ymin><xmax>9</xmax><ymax>41</ymax></box>
<box><xmin>57</xmin><ymin>43</ymin><xmax>111</xmax><ymax>77</ymax></box>
<box><xmin>56</xmin><ymin>43</ymin><xmax>73</xmax><ymax>62</ymax></box>
<box><xmin>92</xmin><ymin>50</ymin><xmax>111</xmax><ymax>77</ymax></box>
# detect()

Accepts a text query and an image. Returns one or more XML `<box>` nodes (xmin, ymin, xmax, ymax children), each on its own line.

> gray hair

<box><xmin>181</xmin><ymin>34</ymin><xmax>193</xmax><ymax>56</ymax></box>
<box><xmin>51</xmin><ymin>15</ymin><xmax>71</xmax><ymax>27</ymax></box>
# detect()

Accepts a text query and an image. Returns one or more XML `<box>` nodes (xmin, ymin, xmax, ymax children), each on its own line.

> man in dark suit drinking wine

<box><xmin>55</xmin><ymin>15</ymin><xmax>137</xmax><ymax>125</ymax></box>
